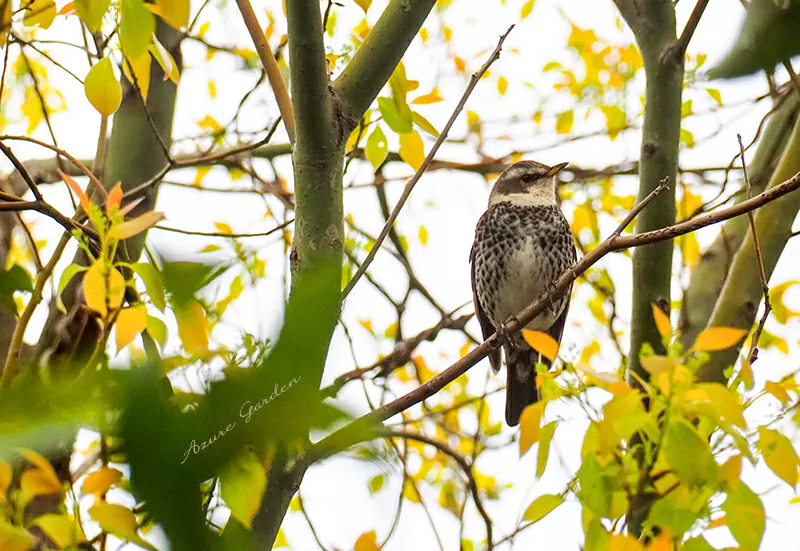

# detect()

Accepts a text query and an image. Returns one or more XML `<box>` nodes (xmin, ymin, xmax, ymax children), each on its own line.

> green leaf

<box><xmin>365</xmin><ymin>126</ymin><xmax>389</xmax><ymax>170</ymax></box>
<box><xmin>220</xmin><ymin>449</ymin><xmax>267</xmax><ymax>529</ymax></box>
<box><xmin>378</xmin><ymin>97</ymin><xmax>413</xmax><ymax>133</ymax></box>
<box><xmin>722</xmin><ymin>482</ymin><xmax>765</xmax><ymax>551</ymax></box>
<box><xmin>132</xmin><ymin>263</ymin><xmax>166</xmax><ymax>312</ymax></box>
<box><xmin>536</xmin><ymin>421</ymin><xmax>556</xmax><ymax>478</ymax></box>
<box><xmin>74</xmin><ymin>0</ymin><xmax>110</xmax><ymax>32</ymax></box>
<box><xmin>522</xmin><ymin>493</ymin><xmax>563</xmax><ymax>523</ymax></box>
<box><xmin>0</xmin><ymin>264</ymin><xmax>34</xmax><ymax>314</ymax></box>
<box><xmin>56</xmin><ymin>264</ymin><xmax>88</xmax><ymax>311</ymax></box>
<box><xmin>146</xmin><ymin>315</ymin><xmax>167</xmax><ymax>348</ymax></box>
<box><xmin>120</xmin><ymin>0</ymin><xmax>155</xmax><ymax>59</ymax></box>
<box><xmin>22</xmin><ymin>0</ymin><xmax>56</xmax><ymax>29</ymax></box>
<box><xmin>368</xmin><ymin>474</ymin><xmax>385</xmax><ymax>494</ymax></box>
<box><xmin>663</xmin><ymin>418</ymin><xmax>714</xmax><ymax>486</ymax></box>
<box><xmin>84</xmin><ymin>57</ymin><xmax>122</xmax><ymax>117</ymax></box>
<box><xmin>412</xmin><ymin>111</ymin><xmax>440</xmax><ymax>137</ymax></box>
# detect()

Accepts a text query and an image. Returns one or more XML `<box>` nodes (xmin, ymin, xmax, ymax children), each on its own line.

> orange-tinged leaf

<box><xmin>354</xmin><ymin>530</ymin><xmax>380</xmax><ymax>551</ymax></box>
<box><xmin>646</xmin><ymin>530</ymin><xmax>671</xmax><ymax>551</ymax></box>
<box><xmin>519</xmin><ymin>401</ymin><xmax>544</xmax><ymax>456</ymax></box>
<box><xmin>720</xmin><ymin>455</ymin><xmax>742</xmax><ymax>490</ymax></box>
<box><xmin>522</xmin><ymin>493</ymin><xmax>563</xmax><ymax>523</ymax></box>
<box><xmin>690</xmin><ymin>327</ymin><xmax>747</xmax><ymax>352</ymax></box>
<box><xmin>106</xmin><ymin>183</ymin><xmax>122</xmax><ymax>212</ymax></box>
<box><xmin>522</xmin><ymin>330</ymin><xmax>558</xmax><ymax>362</ymax></box>
<box><xmin>176</xmin><ymin>300</ymin><xmax>209</xmax><ymax>354</ymax></box>
<box><xmin>85</xmin><ymin>57</ymin><xmax>122</xmax><ymax>116</ymax></box>
<box><xmin>651</xmin><ymin>303</ymin><xmax>671</xmax><ymax>339</ymax></box>
<box><xmin>399</xmin><ymin>131</ymin><xmax>425</xmax><ymax>170</ymax></box>
<box><xmin>353</xmin><ymin>0</ymin><xmax>371</xmax><ymax>13</ymax></box>
<box><xmin>20</xmin><ymin>469</ymin><xmax>61</xmax><ymax>500</ymax></box>
<box><xmin>454</xmin><ymin>56</ymin><xmax>466</xmax><ymax>72</ymax></box>
<box><xmin>411</xmin><ymin>90</ymin><xmax>444</xmax><ymax>104</ymax></box>
<box><xmin>609</xmin><ymin>533</ymin><xmax>645</xmax><ymax>551</ymax></box>
<box><xmin>109</xmin><ymin>211</ymin><xmax>165</xmax><ymax>240</ymax></box>
<box><xmin>115</xmin><ymin>304</ymin><xmax>147</xmax><ymax>351</ymax></box>
<box><xmin>0</xmin><ymin>461</ymin><xmax>11</xmax><ymax>499</ymax></box>
<box><xmin>60</xmin><ymin>170</ymin><xmax>91</xmax><ymax>212</ymax></box>
<box><xmin>31</xmin><ymin>514</ymin><xmax>85</xmax><ymax>548</ymax></box>
<box><xmin>82</xmin><ymin>467</ymin><xmax>123</xmax><ymax>495</ymax></box>
<box><xmin>58</xmin><ymin>1</ymin><xmax>75</xmax><ymax>15</ymax></box>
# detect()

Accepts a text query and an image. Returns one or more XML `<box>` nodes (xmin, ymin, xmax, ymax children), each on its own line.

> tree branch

<box><xmin>342</xmin><ymin>25</ymin><xmax>514</xmax><ymax>298</ymax></box>
<box><xmin>313</xmin><ymin>169</ymin><xmax>800</xmax><ymax>458</ymax></box>
<box><xmin>235</xmin><ymin>0</ymin><xmax>295</xmax><ymax>143</ymax></box>
<box><xmin>673</xmin><ymin>0</ymin><xmax>710</xmax><ymax>58</ymax></box>
<box><xmin>333</xmin><ymin>0</ymin><xmax>437</xmax><ymax>128</ymax></box>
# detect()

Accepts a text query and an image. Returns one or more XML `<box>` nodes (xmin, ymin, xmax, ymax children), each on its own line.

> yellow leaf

<box><xmin>220</xmin><ymin>449</ymin><xmax>267</xmax><ymax>529</ymax></box>
<box><xmin>83</xmin><ymin>264</ymin><xmax>107</xmax><ymax>316</ymax></box>
<box><xmin>107</xmin><ymin>267</ymin><xmax>125</xmax><ymax>311</ymax></box>
<box><xmin>31</xmin><ymin>514</ymin><xmax>85</xmax><ymax>548</ymax></box>
<box><xmin>354</xmin><ymin>530</ymin><xmax>380</xmax><ymax>551</ymax></box>
<box><xmin>155</xmin><ymin>0</ymin><xmax>189</xmax><ymax>29</ymax></box>
<box><xmin>682</xmin><ymin>383</ymin><xmax>746</xmax><ymax>429</ymax></box>
<box><xmin>536</xmin><ymin>421</ymin><xmax>556</xmax><ymax>478</ymax></box>
<box><xmin>353</xmin><ymin>0</ymin><xmax>371</xmax><ymax>13</ymax></box>
<box><xmin>520</xmin><ymin>0</ymin><xmax>534</xmax><ymax>18</ymax></box>
<box><xmin>497</xmin><ymin>76</ymin><xmax>508</xmax><ymax>95</ymax></box>
<box><xmin>765</xmin><ymin>381</ymin><xmax>791</xmax><ymax>404</ymax></box>
<box><xmin>20</xmin><ymin>466</ymin><xmax>62</xmax><ymax>500</ymax></box>
<box><xmin>720</xmin><ymin>454</ymin><xmax>742</xmax><ymax>490</ymax></box>
<box><xmin>214</xmin><ymin>221</ymin><xmax>232</xmax><ymax>234</ymax></box>
<box><xmin>109</xmin><ymin>211</ymin><xmax>166</xmax><ymax>240</ymax></box>
<box><xmin>403</xmin><ymin>478</ymin><xmax>421</xmax><ymax>503</ymax></box>
<box><xmin>519</xmin><ymin>401</ymin><xmax>544</xmax><ymax>456</ymax></box>
<box><xmin>651</xmin><ymin>303</ymin><xmax>671</xmax><ymax>339</ymax></box>
<box><xmin>758</xmin><ymin>427</ymin><xmax>799</xmax><ymax>488</ymax></box>
<box><xmin>0</xmin><ymin>461</ymin><xmax>11</xmax><ymax>501</ymax></box>
<box><xmin>85</xmin><ymin>57</ymin><xmax>122</xmax><ymax>117</ymax></box>
<box><xmin>198</xmin><ymin>115</ymin><xmax>223</xmax><ymax>133</ymax></box>
<box><xmin>411</xmin><ymin>90</ymin><xmax>443</xmax><ymax>104</ymax></box>
<box><xmin>22</xmin><ymin>0</ymin><xmax>56</xmax><ymax>28</ymax></box>
<box><xmin>176</xmin><ymin>300</ymin><xmax>209</xmax><ymax>354</ymax></box>
<box><xmin>522</xmin><ymin>493</ymin><xmax>563</xmax><ymax>523</ymax></box>
<box><xmin>454</xmin><ymin>56</ymin><xmax>466</xmax><ymax>72</ymax></box>
<box><xmin>399</xmin><ymin>131</ymin><xmax>425</xmax><ymax>171</ymax></box>
<box><xmin>690</xmin><ymin>327</ymin><xmax>747</xmax><ymax>352</ymax></box>
<box><xmin>556</xmin><ymin>110</ymin><xmax>574</xmax><ymax>134</ymax></box>
<box><xmin>82</xmin><ymin>467</ymin><xmax>123</xmax><ymax>495</ymax></box>
<box><xmin>0</xmin><ymin>1</ymin><xmax>10</xmax><ymax>48</ymax></box>
<box><xmin>116</xmin><ymin>305</ymin><xmax>147</xmax><ymax>351</ymax></box>
<box><xmin>522</xmin><ymin>330</ymin><xmax>558</xmax><ymax>362</ymax></box>
<box><xmin>639</xmin><ymin>355</ymin><xmax>677</xmax><ymax>377</ymax></box>
<box><xmin>89</xmin><ymin>501</ymin><xmax>155</xmax><ymax>550</ymax></box>
<box><xmin>418</xmin><ymin>225</ymin><xmax>428</xmax><ymax>246</ymax></box>
<box><xmin>122</xmin><ymin>53</ymin><xmax>151</xmax><ymax>102</ymax></box>
<box><xmin>0</xmin><ymin>520</ymin><xmax>35</xmax><ymax>551</ymax></box>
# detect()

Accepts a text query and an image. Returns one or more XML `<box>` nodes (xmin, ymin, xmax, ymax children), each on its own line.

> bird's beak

<box><xmin>545</xmin><ymin>162</ymin><xmax>569</xmax><ymax>177</ymax></box>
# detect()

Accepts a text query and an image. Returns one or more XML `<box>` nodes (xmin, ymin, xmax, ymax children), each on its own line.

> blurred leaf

<box><xmin>132</xmin><ymin>263</ymin><xmax>166</xmax><ymax>311</ymax></box>
<box><xmin>365</xmin><ymin>126</ymin><xmax>388</xmax><ymax>170</ymax></box>
<box><xmin>0</xmin><ymin>264</ymin><xmax>33</xmax><ymax>315</ymax></box>
<box><xmin>758</xmin><ymin>427</ymin><xmax>799</xmax><ymax>488</ymax></box>
<box><xmin>519</xmin><ymin>401</ymin><xmax>544</xmax><ymax>456</ymax></box>
<box><xmin>522</xmin><ymin>493</ymin><xmax>563</xmax><ymax>523</ymax></box>
<box><xmin>31</xmin><ymin>514</ymin><xmax>85</xmax><ymax>548</ymax></box>
<box><xmin>412</xmin><ymin>111</ymin><xmax>439</xmax><ymax>137</ymax></box>
<box><xmin>176</xmin><ymin>300</ymin><xmax>209</xmax><ymax>354</ymax></box>
<box><xmin>411</xmin><ymin>90</ymin><xmax>443</xmax><ymax>104</ymax></box>
<box><xmin>368</xmin><ymin>474</ymin><xmax>385</xmax><ymax>494</ymax></box>
<box><xmin>708</xmin><ymin>0</ymin><xmax>800</xmax><ymax>79</ymax></box>
<box><xmin>22</xmin><ymin>0</ymin><xmax>56</xmax><ymax>28</ymax></box>
<box><xmin>155</xmin><ymin>0</ymin><xmax>189</xmax><ymax>29</ymax></box>
<box><xmin>110</xmin><ymin>211</ymin><xmax>165</xmax><ymax>240</ymax></box>
<box><xmin>146</xmin><ymin>315</ymin><xmax>168</xmax><ymax>347</ymax></box>
<box><xmin>74</xmin><ymin>0</ymin><xmax>110</xmax><ymax>32</ymax></box>
<box><xmin>120</xmin><ymin>0</ymin><xmax>155</xmax><ymax>59</ymax></box>
<box><xmin>160</xmin><ymin>259</ymin><xmax>226</xmax><ymax>309</ymax></box>
<box><xmin>663</xmin><ymin>418</ymin><xmax>712</xmax><ymax>486</ymax></box>
<box><xmin>399</xmin><ymin>130</ymin><xmax>425</xmax><ymax>170</ymax></box>
<box><xmin>377</xmin><ymin>97</ymin><xmax>413</xmax><ymax>133</ymax></box>
<box><xmin>220</xmin><ymin>448</ymin><xmax>267</xmax><ymax>528</ymax></box>
<box><xmin>116</xmin><ymin>304</ymin><xmax>148</xmax><ymax>351</ymax></box>
<box><xmin>0</xmin><ymin>520</ymin><xmax>35</xmax><ymax>551</ymax></box>
<box><xmin>521</xmin><ymin>0</ymin><xmax>534</xmax><ymax>18</ymax></box>
<box><xmin>690</xmin><ymin>327</ymin><xmax>747</xmax><ymax>352</ymax></box>
<box><xmin>651</xmin><ymin>303</ymin><xmax>671</xmax><ymax>339</ymax></box>
<box><xmin>89</xmin><ymin>501</ymin><xmax>157</xmax><ymax>550</ymax></box>
<box><xmin>85</xmin><ymin>57</ymin><xmax>122</xmax><ymax>116</ymax></box>
<box><xmin>82</xmin><ymin>466</ymin><xmax>123</xmax><ymax>495</ymax></box>
<box><xmin>354</xmin><ymin>530</ymin><xmax>380</xmax><ymax>551</ymax></box>
<box><xmin>556</xmin><ymin>110</ymin><xmax>574</xmax><ymax>134</ymax></box>
<box><xmin>122</xmin><ymin>52</ymin><xmax>151</xmax><ymax>102</ymax></box>
<box><xmin>537</xmin><ymin>421</ymin><xmax>556</xmax><ymax>478</ymax></box>
<box><xmin>722</xmin><ymin>482</ymin><xmax>765</xmax><ymax>551</ymax></box>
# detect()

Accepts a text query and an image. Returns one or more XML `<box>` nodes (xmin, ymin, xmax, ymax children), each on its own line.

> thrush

<box><xmin>470</xmin><ymin>160</ymin><xmax>576</xmax><ymax>426</ymax></box>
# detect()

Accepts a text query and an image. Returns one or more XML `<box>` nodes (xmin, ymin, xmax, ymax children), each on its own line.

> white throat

<box><xmin>488</xmin><ymin>181</ymin><xmax>557</xmax><ymax>208</ymax></box>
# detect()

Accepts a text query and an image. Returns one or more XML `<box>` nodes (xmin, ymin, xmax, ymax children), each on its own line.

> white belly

<box><xmin>492</xmin><ymin>241</ymin><xmax>558</xmax><ymax>330</ymax></box>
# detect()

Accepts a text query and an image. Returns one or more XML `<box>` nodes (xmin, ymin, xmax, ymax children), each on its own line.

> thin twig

<box><xmin>1</xmin><ymin>232</ymin><xmax>70</xmax><ymax>386</ymax></box>
<box><xmin>382</xmin><ymin>429</ymin><xmax>494</xmax><ymax>549</ymax></box>
<box><xmin>0</xmin><ymin>141</ymin><xmax>44</xmax><ymax>201</ymax></box>
<box><xmin>737</xmin><ymin>134</ymin><xmax>771</xmax><ymax>365</ymax></box>
<box><xmin>784</xmin><ymin>60</ymin><xmax>800</xmax><ymax>95</ymax></box>
<box><xmin>342</xmin><ymin>25</ymin><xmax>515</xmax><ymax>299</ymax></box>
<box><xmin>234</xmin><ymin>0</ymin><xmax>296</xmax><ymax>143</ymax></box>
<box><xmin>153</xmin><ymin>218</ymin><xmax>293</xmax><ymax>239</ymax></box>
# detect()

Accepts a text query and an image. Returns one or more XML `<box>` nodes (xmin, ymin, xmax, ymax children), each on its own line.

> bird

<box><xmin>470</xmin><ymin>160</ymin><xmax>576</xmax><ymax>426</ymax></box>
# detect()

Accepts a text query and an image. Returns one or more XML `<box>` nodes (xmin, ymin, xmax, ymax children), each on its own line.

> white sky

<box><xmin>3</xmin><ymin>0</ymin><xmax>800</xmax><ymax>550</ymax></box>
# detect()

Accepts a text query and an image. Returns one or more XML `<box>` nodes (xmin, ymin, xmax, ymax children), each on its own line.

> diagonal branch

<box><xmin>314</xmin><ymin>169</ymin><xmax>800</xmax><ymax>458</ymax></box>
<box><xmin>342</xmin><ymin>25</ymin><xmax>514</xmax><ymax>299</ymax></box>
<box><xmin>333</xmin><ymin>0</ymin><xmax>437</xmax><ymax>128</ymax></box>
<box><xmin>672</xmin><ymin>0</ymin><xmax>710</xmax><ymax>58</ymax></box>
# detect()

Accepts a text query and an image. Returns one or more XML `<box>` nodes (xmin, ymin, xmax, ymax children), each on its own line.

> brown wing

<box><xmin>470</xmin><ymin>223</ymin><xmax>502</xmax><ymax>372</ymax></box>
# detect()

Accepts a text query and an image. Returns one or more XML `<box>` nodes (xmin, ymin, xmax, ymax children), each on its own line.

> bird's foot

<box><xmin>496</xmin><ymin>316</ymin><xmax>517</xmax><ymax>348</ymax></box>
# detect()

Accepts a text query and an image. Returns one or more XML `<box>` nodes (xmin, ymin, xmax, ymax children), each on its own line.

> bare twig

<box><xmin>234</xmin><ymin>0</ymin><xmax>296</xmax><ymax>143</ymax></box>
<box><xmin>342</xmin><ymin>25</ymin><xmax>514</xmax><ymax>299</ymax></box>
<box><xmin>737</xmin><ymin>134</ymin><xmax>771</xmax><ymax>365</ymax></box>
<box><xmin>153</xmin><ymin>218</ymin><xmax>293</xmax><ymax>239</ymax></box>
<box><xmin>673</xmin><ymin>0</ymin><xmax>710</xmax><ymax>58</ymax></box>
<box><xmin>382</xmin><ymin>429</ymin><xmax>494</xmax><ymax>549</ymax></box>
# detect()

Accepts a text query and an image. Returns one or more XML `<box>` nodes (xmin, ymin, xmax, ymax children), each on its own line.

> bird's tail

<box><xmin>505</xmin><ymin>347</ymin><xmax>546</xmax><ymax>426</ymax></box>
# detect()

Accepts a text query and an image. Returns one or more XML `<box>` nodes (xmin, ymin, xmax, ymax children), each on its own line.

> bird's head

<box><xmin>488</xmin><ymin>160</ymin><xmax>568</xmax><ymax>207</ymax></box>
